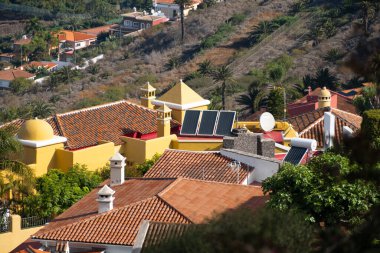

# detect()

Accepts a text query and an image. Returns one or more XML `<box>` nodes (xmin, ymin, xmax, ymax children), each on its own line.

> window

<box><xmin>124</xmin><ymin>20</ymin><xmax>132</xmax><ymax>27</ymax></box>
<box><xmin>76</xmin><ymin>43</ymin><xmax>81</xmax><ymax>47</ymax></box>
<box><xmin>133</xmin><ymin>22</ymin><xmax>140</xmax><ymax>28</ymax></box>
<box><xmin>141</xmin><ymin>23</ymin><xmax>145</xmax><ymax>29</ymax></box>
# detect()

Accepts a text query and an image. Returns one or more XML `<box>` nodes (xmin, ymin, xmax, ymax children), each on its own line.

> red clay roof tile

<box><xmin>144</xmin><ymin>149</ymin><xmax>249</xmax><ymax>183</ymax></box>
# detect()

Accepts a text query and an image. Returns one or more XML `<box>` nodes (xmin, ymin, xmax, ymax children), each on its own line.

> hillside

<box><xmin>0</xmin><ymin>0</ymin><xmax>379</xmax><ymax>122</ymax></box>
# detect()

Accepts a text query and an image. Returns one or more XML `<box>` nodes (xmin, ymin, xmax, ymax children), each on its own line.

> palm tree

<box><xmin>360</xmin><ymin>1</ymin><xmax>376</xmax><ymax>34</ymax></box>
<box><xmin>25</xmin><ymin>17</ymin><xmax>43</xmax><ymax>36</ymax></box>
<box><xmin>0</xmin><ymin>127</ymin><xmax>35</xmax><ymax>215</ymax></box>
<box><xmin>197</xmin><ymin>59</ymin><xmax>213</xmax><ymax>76</ymax></box>
<box><xmin>174</xmin><ymin>0</ymin><xmax>193</xmax><ymax>42</ymax></box>
<box><xmin>314</xmin><ymin>68</ymin><xmax>339</xmax><ymax>90</ymax></box>
<box><xmin>249</xmin><ymin>21</ymin><xmax>280</xmax><ymax>45</ymax></box>
<box><xmin>236</xmin><ymin>81</ymin><xmax>268</xmax><ymax>114</ymax></box>
<box><xmin>27</xmin><ymin>101</ymin><xmax>55</xmax><ymax>119</ymax></box>
<box><xmin>212</xmin><ymin>65</ymin><xmax>234</xmax><ymax>110</ymax></box>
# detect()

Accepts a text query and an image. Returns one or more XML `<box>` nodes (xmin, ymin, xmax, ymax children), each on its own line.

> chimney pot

<box><xmin>109</xmin><ymin>153</ymin><xmax>126</xmax><ymax>186</ymax></box>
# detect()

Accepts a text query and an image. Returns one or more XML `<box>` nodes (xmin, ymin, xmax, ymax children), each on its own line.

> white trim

<box><xmin>18</xmin><ymin>135</ymin><xmax>67</xmax><ymax>148</ymax></box>
<box><xmin>177</xmin><ymin>139</ymin><xmax>223</xmax><ymax>143</ymax></box>
<box><xmin>152</xmin><ymin>99</ymin><xmax>210</xmax><ymax>110</ymax></box>
<box><xmin>275</xmin><ymin>142</ymin><xmax>290</xmax><ymax>151</ymax></box>
<box><xmin>140</xmin><ymin>96</ymin><xmax>156</xmax><ymax>100</ymax></box>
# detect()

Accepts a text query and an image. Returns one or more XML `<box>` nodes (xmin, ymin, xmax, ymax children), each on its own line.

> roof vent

<box><xmin>96</xmin><ymin>185</ymin><xmax>115</xmax><ymax>213</ymax></box>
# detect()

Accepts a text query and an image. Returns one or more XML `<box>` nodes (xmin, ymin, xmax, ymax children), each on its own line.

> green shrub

<box><xmin>323</xmin><ymin>48</ymin><xmax>345</xmax><ymax>63</ymax></box>
<box><xmin>201</xmin><ymin>23</ymin><xmax>234</xmax><ymax>49</ymax></box>
<box><xmin>9</xmin><ymin>78</ymin><xmax>33</xmax><ymax>95</ymax></box>
<box><xmin>361</xmin><ymin>110</ymin><xmax>380</xmax><ymax>143</ymax></box>
<box><xmin>229</xmin><ymin>13</ymin><xmax>246</xmax><ymax>25</ymax></box>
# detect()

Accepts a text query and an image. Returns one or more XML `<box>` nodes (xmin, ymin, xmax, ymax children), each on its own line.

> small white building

<box><xmin>155</xmin><ymin>0</ymin><xmax>202</xmax><ymax>20</ymax></box>
<box><xmin>0</xmin><ymin>69</ymin><xmax>35</xmax><ymax>88</ymax></box>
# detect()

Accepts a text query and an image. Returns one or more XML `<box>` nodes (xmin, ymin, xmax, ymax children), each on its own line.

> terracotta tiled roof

<box><xmin>36</xmin><ymin>178</ymin><xmax>175</xmax><ymax>236</ymax></box>
<box><xmin>157</xmin><ymin>0</ymin><xmax>201</xmax><ymax>4</ymax></box>
<box><xmin>80</xmin><ymin>24</ymin><xmax>117</xmax><ymax>36</ymax></box>
<box><xmin>288</xmin><ymin>108</ymin><xmax>362</xmax><ymax>147</ymax></box>
<box><xmin>54</xmin><ymin>100</ymin><xmax>180</xmax><ymax>149</ymax></box>
<box><xmin>0</xmin><ymin>69</ymin><xmax>35</xmax><ymax>81</ymax></box>
<box><xmin>144</xmin><ymin>149</ymin><xmax>250</xmax><ymax>183</ymax></box>
<box><xmin>14</xmin><ymin>38</ymin><xmax>32</xmax><ymax>45</ymax></box>
<box><xmin>1</xmin><ymin>101</ymin><xmax>181</xmax><ymax>150</ymax></box>
<box><xmin>141</xmin><ymin>222</ymin><xmax>191</xmax><ymax>251</ymax></box>
<box><xmin>57</xmin><ymin>30</ymin><xmax>96</xmax><ymax>42</ymax></box>
<box><xmin>21</xmin><ymin>61</ymin><xmax>57</xmax><ymax>70</ymax></box>
<box><xmin>34</xmin><ymin>196</ymin><xmax>190</xmax><ymax>245</ymax></box>
<box><xmin>289</xmin><ymin>88</ymin><xmax>358</xmax><ymax>115</ymax></box>
<box><xmin>158</xmin><ymin>178</ymin><xmax>266</xmax><ymax>224</ymax></box>
<box><xmin>33</xmin><ymin>178</ymin><xmax>265</xmax><ymax>246</ymax></box>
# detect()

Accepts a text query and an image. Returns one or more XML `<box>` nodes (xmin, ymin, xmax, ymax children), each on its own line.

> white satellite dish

<box><xmin>259</xmin><ymin>112</ymin><xmax>275</xmax><ymax>132</ymax></box>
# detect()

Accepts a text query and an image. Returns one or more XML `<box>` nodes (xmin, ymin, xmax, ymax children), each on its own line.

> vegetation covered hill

<box><xmin>0</xmin><ymin>0</ymin><xmax>379</xmax><ymax>122</ymax></box>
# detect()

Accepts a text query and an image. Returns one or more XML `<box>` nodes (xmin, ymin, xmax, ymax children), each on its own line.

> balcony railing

<box><xmin>0</xmin><ymin>219</ymin><xmax>11</xmax><ymax>233</ymax></box>
<box><xmin>21</xmin><ymin>216</ymin><xmax>50</xmax><ymax>229</ymax></box>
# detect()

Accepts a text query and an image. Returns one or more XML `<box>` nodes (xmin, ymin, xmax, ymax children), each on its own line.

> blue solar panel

<box><xmin>180</xmin><ymin>110</ymin><xmax>201</xmax><ymax>135</ymax></box>
<box><xmin>198</xmin><ymin>111</ymin><xmax>219</xmax><ymax>136</ymax></box>
<box><xmin>215</xmin><ymin>111</ymin><xmax>235</xmax><ymax>136</ymax></box>
<box><xmin>283</xmin><ymin>147</ymin><xmax>308</xmax><ymax>165</ymax></box>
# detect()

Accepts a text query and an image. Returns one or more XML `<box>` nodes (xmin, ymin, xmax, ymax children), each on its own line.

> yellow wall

<box><xmin>234</xmin><ymin>121</ymin><xmax>299</xmax><ymax>140</ymax></box>
<box><xmin>121</xmin><ymin>135</ymin><xmax>174</xmax><ymax>164</ymax></box>
<box><xmin>0</xmin><ymin>215</ymin><xmax>44</xmax><ymax>253</ymax></box>
<box><xmin>171</xmin><ymin>105</ymin><xmax>208</xmax><ymax>124</ymax></box>
<box><xmin>171</xmin><ymin>140</ymin><xmax>222</xmax><ymax>151</ymax></box>
<box><xmin>55</xmin><ymin>141</ymin><xmax>115</xmax><ymax>172</ymax></box>
<box><xmin>22</xmin><ymin>143</ymin><xmax>64</xmax><ymax>177</ymax></box>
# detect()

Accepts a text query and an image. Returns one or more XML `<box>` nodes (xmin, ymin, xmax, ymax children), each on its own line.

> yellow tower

<box><xmin>17</xmin><ymin>118</ymin><xmax>67</xmax><ymax>176</ymax></box>
<box><xmin>140</xmin><ymin>82</ymin><xmax>156</xmax><ymax>109</ymax></box>
<box><xmin>152</xmin><ymin>79</ymin><xmax>210</xmax><ymax>124</ymax></box>
<box><xmin>157</xmin><ymin>104</ymin><xmax>172</xmax><ymax>137</ymax></box>
<box><xmin>318</xmin><ymin>87</ymin><xmax>331</xmax><ymax>108</ymax></box>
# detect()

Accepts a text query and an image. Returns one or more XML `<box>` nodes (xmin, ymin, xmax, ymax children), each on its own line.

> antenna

<box><xmin>259</xmin><ymin>112</ymin><xmax>275</xmax><ymax>132</ymax></box>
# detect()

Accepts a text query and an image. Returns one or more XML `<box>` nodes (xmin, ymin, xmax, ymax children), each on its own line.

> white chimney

<box><xmin>133</xmin><ymin>7</ymin><xmax>137</xmax><ymax>12</ymax></box>
<box><xmin>96</xmin><ymin>185</ymin><xmax>115</xmax><ymax>213</ymax></box>
<box><xmin>110</xmin><ymin>152</ymin><xmax>126</xmax><ymax>186</ymax></box>
<box><xmin>323</xmin><ymin>112</ymin><xmax>335</xmax><ymax>150</ymax></box>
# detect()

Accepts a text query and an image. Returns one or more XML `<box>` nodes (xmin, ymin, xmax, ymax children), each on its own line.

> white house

<box><xmin>155</xmin><ymin>0</ymin><xmax>202</xmax><ymax>20</ymax></box>
<box><xmin>0</xmin><ymin>69</ymin><xmax>35</xmax><ymax>88</ymax></box>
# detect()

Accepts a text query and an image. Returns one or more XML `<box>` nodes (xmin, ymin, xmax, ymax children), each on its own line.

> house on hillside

<box><xmin>287</xmin><ymin>86</ymin><xmax>358</xmax><ymax>117</ymax></box>
<box><xmin>0</xmin><ymin>69</ymin><xmax>35</xmax><ymax>88</ymax></box>
<box><xmin>13</xmin><ymin>157</ymin><xmax>266</xmax><ymax>253</ymax></box>
<box><xmin>19</xmin><ymin>61</ymin><xmax>58</xmax><ymax>72</ymax></box>
<box><xmin>80</xmin><ymin>24</ymin><xmax>118</xmax><ymax>37</ymax></box>
<box><xmin>13</xmin><ymin>36</ymin><xmax>32</xmax><ymax>62</ymax></box>
<box><xmin>0</xmin><ymin>52</ymin><xmax>15</xmax><ymax>63</ymax></box>
<box><xmin>155</xmin><ymin>0</ymin><xmax>202</xmax><ymax>20</ymax></box>
<box><xmin>57</xmin><ymin>30</ymin><xmax>97</xmax><ymax>62</ymax></box>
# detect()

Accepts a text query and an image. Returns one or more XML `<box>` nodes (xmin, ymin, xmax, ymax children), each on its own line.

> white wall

<box><xmin>220</xmin><ymin>149</ymin><xmax>281</xmax><ymax>183</ymax></box>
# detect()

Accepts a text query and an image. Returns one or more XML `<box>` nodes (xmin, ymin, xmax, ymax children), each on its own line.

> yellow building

<box><xmin>5</xmin><ymin>79</ymin><xmax>304</xmax><ymax>176</ymax></box>
<box><xmin>151</xmin><ymin>79</ymin><xmax>210</xmax><ymax>124</ymax></box>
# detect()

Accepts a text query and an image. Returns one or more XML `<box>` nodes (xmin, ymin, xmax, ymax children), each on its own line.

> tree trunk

<box><xmin>222</xmin><ymin>81</ymin><xmax>226</xmax><ymax>110</ymax></box>
<box><xmin>180</xmin><ymin>4</ymin><xmax>185</xmax><ymax>42</ymax></box>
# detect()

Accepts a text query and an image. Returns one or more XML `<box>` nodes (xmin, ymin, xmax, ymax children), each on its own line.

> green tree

<box><xmin>249</xmin><ymin>20</ymin><xmax>280</xmax><ymax>45</ymax></box>
<box><xmin>23</xmin><ymin>164</ymin><xmax>102</xmax><ymax>218</ymax></box>
<box><xmin>197</xmin><ymin>59</ymin><xmax>214</xmax><ymax>76</ymax></box>
<box><xmin>266</xmin><ymin>88</ymin><xmax>285</xmax><ymax>119</ymax></box>
<box><xmin>134</xmin><ymin>153</ymin><xmax>162</xmax><ymax>175</ymax></box>
<box><xmin>9</xmin><ymin>78</ymin><xmax>33</xmax><ymax>95</ymax></box>
<box><xmin>354</xmin><ymin>84</ymin><xmax>380</xmax><ymax>114</ymax></box>
<box><xmin>0</xmin><ymin>127</ymin><xmax>35</xmax><ymax>217</ymax></box>
<box><xmin>24</xmin><ymin>17</ymin><xmax>43</xmax><ymax>36</ymax></box>
<box><xmin>212</xmin><ymin>65</ymin><xmax>234</xmax><ymax>110</ymax></box>
<box><xmin>313</xmin><ymin>68</ymin><xmax>339</xmax><ymax>90</ymax></box>
<box><xmin>27</xmin><ymin>101</ymin><xmax>55</xmax><ymax>119</ymax></box>
<box><xmin>235</xmin><ymin>80</ymin><xmax>268</xmax><ymax>114</ymax></box>
<box><xmin>263</xmin><ymin>153</ymin><xmax>379</xmax><ymax>226</ymax></box>
<box><xmin>174</xmin><ymin>0</ymin><xmax>192</xmax><ymax>42</ymax></box>
<box><xmin>146</xmin><ymin>207</ymin><xmax>316</xmax><ymax>253</ymax></box>
<box><xmin>360</xmin><ymin>1</ymin><xmax>376</xmax><ymax>34</ymax></box>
